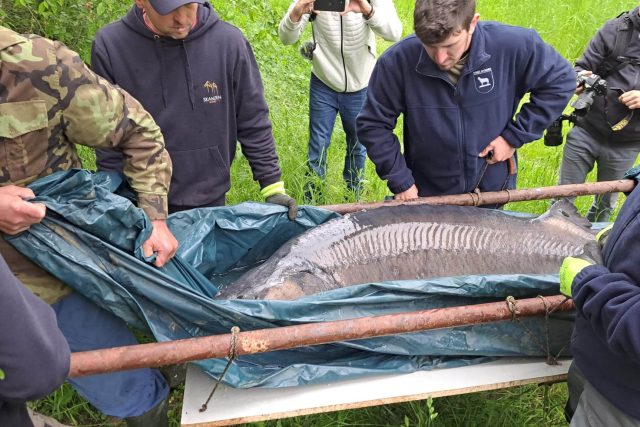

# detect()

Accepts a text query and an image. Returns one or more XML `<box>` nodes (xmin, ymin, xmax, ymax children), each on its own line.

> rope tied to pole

<box><xmin>199</xmin><ymin>326</ymin><xmax>241</xmax><ymax>412</ymax></box>
<box><xmin>537</xmin><ymin>295</ymin><xmax>555</xmax><ymax>365</ymax></box>
<box><xmin>467</xmin><ymin>189</ymin><xmax>481</xmax><ymax>207</ymax></box>
<box><xmin>506</xmin><ymin>295</ymin><xmax>519</xmax><ymax>320</ymax></box>
<box><xmin>505</xmin><ymin>295</ymin><xmax>571</xmax><ymax>365</ymax></box>
<box><xmin>504</xmin><ymin>188</ymin><xmax>513</xmax><ymax>204</ymax></box>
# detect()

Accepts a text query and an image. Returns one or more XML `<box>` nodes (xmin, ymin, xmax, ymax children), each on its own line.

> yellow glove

<box><xmin>559</xmin><ymin>241</ymin><xmax>602</xmax><ymax>297</ymax></box>
<box><xmin>559</xmin><ymin>257</ymin><xmax>593</xmax><ymax>297</ymax></box>
<box><xmin>261</xmin><ymin>181</ymin><xmax>298</xmax><ymax>221</ymax></box>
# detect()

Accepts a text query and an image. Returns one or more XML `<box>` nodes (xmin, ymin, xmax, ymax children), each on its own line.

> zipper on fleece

<box><xmin>340</xmin><ymin>15</ymin><xmax>347</xmax><ymax>93</ymax></box>
<box><xmin>452</xmin><ymin>85</ymin><xmax>467</xmax><ymax>191</ymax></box>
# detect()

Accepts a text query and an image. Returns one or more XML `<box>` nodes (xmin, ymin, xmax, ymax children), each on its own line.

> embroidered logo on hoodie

<box><xmin>473</xmin><ymin>68</ymin><xmax>494</xmax><ymax>94</ymax></box>
<box><xmin>203</xmin><ymin>80</ymin><xmax>223</xmax><ymax>104</ymax></box>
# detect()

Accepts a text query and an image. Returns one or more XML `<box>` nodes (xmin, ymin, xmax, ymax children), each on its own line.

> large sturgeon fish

<box><xmin>217</xmin><ymin>201</ymin><xmax>595</xmax><ymax>300</ymax></box>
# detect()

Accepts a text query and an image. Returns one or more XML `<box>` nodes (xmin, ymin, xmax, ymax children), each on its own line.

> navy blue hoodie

<box><xmin>0</xmin><ymin>255</ymin><xmax>70</xmax><ymax>426</ymax></box>
<box><xmin>570</xmin><ymin>182</ymin><xmax>640</xmax><ymax>421</ymax></box>
<box><xmin>92</xmin><ymin>3</ymin><xmax>282</xmax><ymax>209</ymax></box>
<box><xmin>357</xmin><ymin>22</ymin><xmax>575</xmax><ymax>197</ymax></box>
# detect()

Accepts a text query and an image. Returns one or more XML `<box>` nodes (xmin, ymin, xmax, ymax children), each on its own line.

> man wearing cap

<box><xmin>91</xmin><ymin>0</ymin><xmax>298</xmax><ymax>218</ymax></box>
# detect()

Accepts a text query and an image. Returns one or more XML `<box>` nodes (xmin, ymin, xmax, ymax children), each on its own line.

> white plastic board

<box><xmin>181</xmin><ymin>357</ymin><xmax>571</xmax><ymax>426</ymax></box>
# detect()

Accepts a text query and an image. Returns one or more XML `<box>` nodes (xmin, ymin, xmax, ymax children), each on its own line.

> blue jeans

<box><xmin>53</xmin><ymin>292</ymin><xmax>169</xmax><ymax>418</ymax></box>
<box><xmin>308</xmin><ymin>73</ymin><xmax>367</xmax><ymax>192</ymax></box>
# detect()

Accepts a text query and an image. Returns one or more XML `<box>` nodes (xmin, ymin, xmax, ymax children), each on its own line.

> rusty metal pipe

<box><xmin>69</xmin><ymin>295</ymin><xmax>574</xmax><ymax>378</ymax></box>
<box><xmin>322</xmin><ymin>180</ymin><xmax>636</xmax><ymax>215</ymax></box>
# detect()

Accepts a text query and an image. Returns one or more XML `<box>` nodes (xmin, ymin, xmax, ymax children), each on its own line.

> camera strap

<box><xmin>602</xmin><ymin>94</ymin><xmax>635</xmax><ymax>131</ymax></box>
<box><xmin>311</xmin><ymin>12</ymin><xmax>317</xmax><ymax>45</ymax></box>
<box><xmin>596</xmin><ymin>11</ymin><xmax>635</xmax><ymax>78</ymax></box>
<box><xmin>610</xmin><ymin>107</ymin><xmax>634</xmax><ymax>131</ymax></box>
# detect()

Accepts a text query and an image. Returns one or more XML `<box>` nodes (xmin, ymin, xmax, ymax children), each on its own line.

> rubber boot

<box><xmin>160</xmin><ymin>363</ymin><xmax>187</xmax><ymax>389</ymax></box>
<box><xmin>125</xmin><ymin>396</ymin><xmax>169</xmax><ymax>427</ymax></box>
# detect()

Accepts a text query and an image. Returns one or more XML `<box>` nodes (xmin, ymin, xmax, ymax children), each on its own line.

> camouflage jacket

<box><xmin>0</xmin><ymin>26</ymin><xmax>171</xmax><ymax>219</ymax></box>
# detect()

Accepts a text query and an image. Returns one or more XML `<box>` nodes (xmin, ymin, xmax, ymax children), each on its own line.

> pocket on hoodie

<box><xmin>167</xmin><ymin>146</ymin><xmax>230</xmax><ymax>207</ymax></box>
<box><xmin>0</xmin><ymin>100</ymin><xmax>49</xmax><ymax>183</ymax></box>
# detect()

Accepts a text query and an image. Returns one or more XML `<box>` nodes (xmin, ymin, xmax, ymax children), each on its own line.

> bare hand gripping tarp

<box><xmin>6</xmin><ymin>170</ymin><xmax>573</xmax><ymax>388</ymax></box>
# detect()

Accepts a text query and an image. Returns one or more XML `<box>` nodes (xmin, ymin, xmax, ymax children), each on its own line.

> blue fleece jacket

<box><xmin>91</xmin><ymin>3</ymin><xmax>282</xmax><ymax>208</ymax></box>
<box><xmin>0</xmin><ymin>255</ymin><xmax>69</xmax><ymax>426</ymax></box>
<box><xmin>571</xmin><ymin>183</ymin><xmax>640</xmax><ymax>421</ymax></box>
<box><xmin>356</xmin><ymin>22</ymin><xmax>575</xmax><ymax>196</ymax></box>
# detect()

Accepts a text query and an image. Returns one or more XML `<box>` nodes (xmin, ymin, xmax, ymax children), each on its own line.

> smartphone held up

<box><xmin>313</xmin><ymin>0</ymin><xmax>348</xmax><ymax>12</ymax></box>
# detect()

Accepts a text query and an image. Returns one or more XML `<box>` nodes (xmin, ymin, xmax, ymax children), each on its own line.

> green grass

<box><xmin>5</xmin><ymin>0</ymin><xmax>639</xmax><ymax>424</ymax></box>
<box><xmin>225</xmin><ymin>0</ymin><xmax>638</xmax><ymax>215</ymax></box>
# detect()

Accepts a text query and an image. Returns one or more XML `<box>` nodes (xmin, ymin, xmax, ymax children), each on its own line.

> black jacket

<box><xmin>92</xmin><ymin>3</ymin><xmax>282</xmax><ymax>208</ymax></box>
<box><xmin>575</xmin><ymin>7</ymin><xmax>640</xmax><ymax>144</ymax></box>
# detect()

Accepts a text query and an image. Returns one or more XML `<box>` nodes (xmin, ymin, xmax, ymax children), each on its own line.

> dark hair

<box><xmin>414</xmin><ymin>0</ymin><xmax>476</xmax><ymax>45</ymax></box>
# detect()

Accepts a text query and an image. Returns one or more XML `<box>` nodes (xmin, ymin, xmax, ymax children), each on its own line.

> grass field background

<box><xmin>3</xmin><ymin>0</ymin><xmax>639</xmax><ymax>425</ymax></box>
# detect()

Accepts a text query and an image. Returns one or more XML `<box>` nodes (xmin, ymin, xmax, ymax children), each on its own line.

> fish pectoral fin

<box><xmin>263</xmin><ymin>278</ymin><xmax>305</xmax><ymax>300</ymax></box>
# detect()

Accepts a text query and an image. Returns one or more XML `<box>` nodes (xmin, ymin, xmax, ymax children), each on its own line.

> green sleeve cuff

<box><xmin>260</xmin><ymin>181</ymin><xmax>286</xmax><ymax>199</ymax></box>
<box><xmin>559</xmin><ymin>257</ymin><xmax>593</xmax><ymax>297</ymax></box>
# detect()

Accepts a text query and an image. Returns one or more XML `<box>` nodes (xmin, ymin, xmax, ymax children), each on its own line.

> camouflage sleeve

<box><xmin>53</xmin><ymin>41</ymin><xmax>171</xmax><ymax>219</ymax></box>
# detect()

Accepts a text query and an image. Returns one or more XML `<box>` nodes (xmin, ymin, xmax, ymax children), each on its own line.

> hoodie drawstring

<box><xmin>152</xmin><ymin>38</ymin><xmax>195</xmax><ymax>110</ymax></box>
<box><xmin>153</xmin><ymin>36</ymin><xmax>169</xmax><ymax>109</ymax></box>
<box><xmin>182</xmin><ymin>41</ymin><xmax>196</xmax><ymax>110</ymax></box>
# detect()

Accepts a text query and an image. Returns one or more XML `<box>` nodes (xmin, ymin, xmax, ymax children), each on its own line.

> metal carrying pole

<box><xmin>322</xmin><ymin>180</ymin><xmax>636</xmax><ymax>215</ymax></box>
<box><xmin>69</xmin><ymin>295</ymin><xmax>574</xmax><ymax>378</ymax></box>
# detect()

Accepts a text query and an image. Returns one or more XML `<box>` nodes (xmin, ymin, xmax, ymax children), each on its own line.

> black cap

<box><xmin>148</xmin><ymin>0</ymin><xmax>204</xmax><ymax>15</ymax></box>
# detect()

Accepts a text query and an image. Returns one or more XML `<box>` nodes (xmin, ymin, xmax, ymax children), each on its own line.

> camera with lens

<box><xmin>572</xmin><ymin>74</ymin><xmax>608</xmax><ymax>113</ymax></box>
<box><xmin>543</xmin><ymin>73</ymin><xmax>608</xmax><ymax>146</ymax></box>
<box><xmin>299</xmin><ymin>41</ymin><xmax>316</xmax><ymax>60</ymax></box>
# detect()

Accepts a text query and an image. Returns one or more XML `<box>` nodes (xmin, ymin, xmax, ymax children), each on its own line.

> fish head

<box><xmin>218</xmin><ymin>260</ymin><xmax>337</xmax><ymax>300</ymax></box>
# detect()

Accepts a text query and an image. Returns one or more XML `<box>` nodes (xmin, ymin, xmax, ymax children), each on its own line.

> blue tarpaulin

<box><xmin>7</xmin><ymin>170</ymin><xmax>572</xmax><ymax>388</ymax></box>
